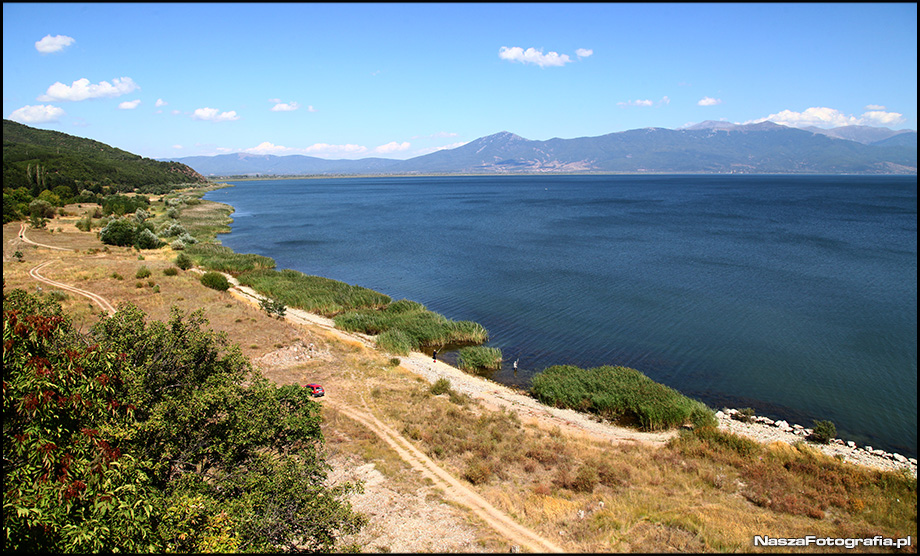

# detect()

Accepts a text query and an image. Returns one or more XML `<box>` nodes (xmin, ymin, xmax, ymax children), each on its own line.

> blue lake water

<box><xmin>204</xmin><ymin>174</ymin><xmax>917</xmax><ymax>457</ymax></box>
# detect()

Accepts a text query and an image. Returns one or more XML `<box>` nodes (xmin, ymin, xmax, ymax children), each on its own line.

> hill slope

<box><xmin>3</xmin><ymin>119</ymin><xmax>208</xmax><ymax>193</ymax></box>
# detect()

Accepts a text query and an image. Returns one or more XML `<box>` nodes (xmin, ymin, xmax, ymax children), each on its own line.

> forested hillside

<box><xmin>3</xmin><ymin>120</ymin><xmax>208</xmax><ymax>223</ymax></box>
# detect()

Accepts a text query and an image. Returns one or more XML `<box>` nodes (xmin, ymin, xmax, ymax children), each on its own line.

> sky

<box><xmin>3</xmin><ymin>2</ymin><xmax>917</xmax><ymax>160</ymax></box>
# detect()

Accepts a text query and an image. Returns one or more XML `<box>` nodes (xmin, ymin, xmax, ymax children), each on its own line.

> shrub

<box><xmin>175</xmin><ymin>253</ymin><xmax>193</xmax><ymax>270</ymax></box>
<box><xmin>733</xmin><ymin>407</ymin><xmax>756</xmax><ymax>423</ymax></box>
<box><xmin>159</xmin><ymin>222</ymin><xmax>187</xmax><ymax>238</ymax></box>
<box><xmin>810</xmin><ymin>420</ymin><xmax>837</xmax><ymax>444</ymax></box>
<box><xmin>430</xmin><ymin>377</ymin><xmax>452</xmax><ymax>396</ymax></box>
<box><xmin>259</xmin><ymin>297</ymin><xmax>287</xmax><ymax>319</ymax></box>
<box><xmin>99</xmin><ymin>217</ymin><xmax>136</xmax><ymax>247</ymax></box>
<box><xmin>200</xmin><ymin>271</ymin><xmax>230</xmax><ymax>291</ymax></box>
<box><xmin>135</xmin><ymin>266</ymin><xmax>152</xmax><ymax>279</ymax></box>
<box><xmin>163</xmin><ymin>267</ymin><xmax>179</xmax><ymax>276</ymax></box>
<box><xmin>135</xmin><ymin>228</ymin><xmax>162</xmax><ymax>250</ymax></box>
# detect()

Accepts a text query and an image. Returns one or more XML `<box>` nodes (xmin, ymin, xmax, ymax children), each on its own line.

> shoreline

<box><xmin>198</xmin><ymin>180</ymin><xmax>918</xmax><ymax>466</ymax></box>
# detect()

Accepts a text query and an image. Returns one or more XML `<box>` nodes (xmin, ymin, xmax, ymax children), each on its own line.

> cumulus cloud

<box><xmin>38</xmin><ymin>77</ymin><xmax>139</xmax><ymax>102</ymax></box>
<box><xmin>245</xmin><ymin>141</ymin><xmax>294</xmax><ymax>155</ymax></box>
<box><xmin>191</xmin><ymin>107</ymin><xmax>239</xmax><ymax>122</ymax></box>
<box><xmin>618</xmin><ymin>99</ymin><xmax>654</xmax><ymax>107</ymax></box>
<box><xmin>749</xmin><ymin>106</ymin><xmax>905</xmax><ymax>128</ymax></box>
<box><xmin>499</xmin><ymin>46</ymin><xmax>573</xmax><ymax>68</ymax></box>
<box><xmin>270</xmin><ymin>101</ymin><xmax>299</xmax><ymax>112</ymax></box>
<box><xmin>303</xmin><ymin>143</ymin><xmax>369</xmax><ymax>157</ymax></box>
<box><xmin>118</xmin><ymin>99</ymin><xmax>141</xmax><ymax>110</ymax></box>
<box><xmin>865</xmin><ymin>104</ymin><xmax>886</xmax><ymax>111</ymax></box>
<box><xmin>9</xmin><ymin>104</ymin><xmax>66</xmax><ymax>123</ymax></box>
<box><xmin>576</xmin><ymin>48</ymin><xmax>593</xmax><ymax>58</ymax></box>
<box><xmin>155</xmin><ymin>98</ymin><xmax>168</xmax><ymax>107</ymax></box>
<box><xmin>35</xmin><ymin>34</ymin><xmax>75</xmax><ymax>53</ymax></box>
<box><xmin>374</xmin><ymin>141</ymin><xmax>411</xmax><ymax>154</ymax></box>
<box><xmin>698</xmin><ymin>97</ymin><xmax>722</xmax><ymax>106</ymax></box>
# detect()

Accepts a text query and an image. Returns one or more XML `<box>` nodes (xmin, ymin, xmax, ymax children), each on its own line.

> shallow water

<box><xmin>205</xmin><ymin>174</ymin><xmax>917</xmax><ymax>457</ymax></box>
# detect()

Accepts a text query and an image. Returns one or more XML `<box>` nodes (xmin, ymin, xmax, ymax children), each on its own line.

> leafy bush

<box><xmin>200</xmin><ymin>271</ymin><xmax>230</xmax><ymax>291</ymax></box>
<box><xmin>810</xmin><ymin>420</ymin><xmax>837</xmax><ymax>444</ymax></box>
<box><xmin>99</xmin><ymin>217</ymin><xmax>136</xmax><ymax>247</ymax></box>
<box><xmin>259</xmin><ymin>296</ymin><xmax>287</xmax><ymax>319</ymax></box>
<box><xmin>163</xmin><ymin>267</ymin><xmax>179</xmax><ymax>276</ymax></box>
<box><xmin>135</xmin><ymin>266</ymin><xmax>152</xmax><ymax>279</ymax></box>
<box><xmin>430</xmin><ymin>377</ymin><xmax>453</xmax><ymax>396</ymax></box>
<box><xmin>135</xmin><ymin>227</ymin><xmax>162</xmax><ymax>250</ymax></box>
<box><xmin>733</xmin><ymin>407</ymin><xmax>756</xmax><ymax>423</ymax></box>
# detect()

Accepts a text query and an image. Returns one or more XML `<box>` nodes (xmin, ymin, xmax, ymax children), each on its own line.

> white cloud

<box><xmin>155</xmin><ymin>98</ymin><xmax>167</xmax><ymax>107</ymax></box>
<box><xmin>38</xmin><ymin>77</ymin><xmax>139</xmax><ymax>101</ymax></box>
<box><xmin>270</xmin><ymin>101</ymin><xmax>300</xmax><ymax>112</ymax></box>
<box><xmin>659</xmin><ymin>96</ymin><xmax>671</xmax><ymax>105</ymax></box>
<box><xmin>576</xmin><ymin>48</ymin><xmax>593</xmax><ymax>58</ymax></box>
<box><xmin>35</xmin><ymin>34</ymin><xmax>75</xmax><ymax>53</ymax></box>
<box><xmin>306</xmin><ymin>105</ymin><xmax>316</xmax><ymax>112</ymax></box>
<box><xmin>749</xmin><ymin>106</ymin><xmax>905</xmax><ymax>128</ymax></box>
<box><xmin>374</xmin><ymin>141</ymin><xmax>411</xmax><ymax>154</ymax></box>
<box><xmin>118</xmin><ymin>99</ymin><xmax>141</xmax><ymax>110</ymax></box>
<box><xmin>698</xmin><ymin>97</ymin><xmax>722</xmax><ymax>106</ymax></box>
<box><xmin>191</xmin><ymin>107</ymin><xmax>239</xmax><ymax>122</ymax></box>
<box><xmin>244</xmin><ymin>142</ymin><xmax>295</xmax><ymax>155</ymax></box>
<box><xmin>865</xmin><ymin>104</ymin><xmax>886</xmax><ymax>111</ymax></box>
<box><xmin>303</xmin><ymin>143</ymin><xmax>369</xmax><ymax>157</ymax></box>
<box><xmin>499</xmin><ymin>46</ymin><xmax>572</xmax><ymax>68</ymax></box>
<box><xmin>172</xmin><ymin>145</ymin><xmax>183</xmax><ymax>150</ymax></box>
<box><xmin>9</xmin><ymin>104</ymin><xmax>66</xmax><ymax>123</ymax></box>
<box><xmin>618</xmin><ymin>99</ymin><xmax>654</xmax><ymax>107</ymax></box>
<box><xmin>413</xmin><ymin>141</ymin><xmax>469</xmax><ymax>156</ymax></box>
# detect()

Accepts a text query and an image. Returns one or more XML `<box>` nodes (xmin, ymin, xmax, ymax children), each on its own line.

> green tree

<box><xmin>3</xmin><ymin>291</ymin><xmax>365</xmax><ymax>552</ymax></box>
<box><xmin>99</xmin><ymin>217</ymin><xmax>136</xmax><ymax>247</ymax></box>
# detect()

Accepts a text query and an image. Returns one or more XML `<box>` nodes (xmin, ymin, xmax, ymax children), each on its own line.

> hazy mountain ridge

<box><xmin>165</xmin><ymin>123</ymin><xmax>917</xmax><ymax>176</ymax></box>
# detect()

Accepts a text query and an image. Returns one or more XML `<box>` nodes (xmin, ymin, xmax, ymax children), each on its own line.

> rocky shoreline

<box><xmin>716</xmin><ymin>408</ymin><xmax>917</xmax><ymax>477</ymax></box>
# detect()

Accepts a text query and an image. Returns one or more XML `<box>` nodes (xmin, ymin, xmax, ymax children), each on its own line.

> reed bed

<box><xmin>334</xmin><ymin>298</ymin><xmax>488</xmax><ymax>353</ymax></box>
<box><xmin>237</xmin><ymin>268</ymin><xmax>391</xmax><ymax>316</ymax></box>
<box><xmin>458</xmin><ymin>346</ymin><xmax>503</xmax><ymax>371</ymax></box>
<box><xmin>186</xmin><ymin>243</ymin><xmax>276</xmax><ymax>274</ymax></box>
<box><xmin>530</xmin><ymin>364</ymin><xmax>716</xmax><ymax>431</ymax></box>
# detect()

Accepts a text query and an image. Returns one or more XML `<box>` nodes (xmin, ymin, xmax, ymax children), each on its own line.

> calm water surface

<box><xmin>204</xmin><ymin>175</ymin><xmax>917</xmax><ymax>456</ymax></box>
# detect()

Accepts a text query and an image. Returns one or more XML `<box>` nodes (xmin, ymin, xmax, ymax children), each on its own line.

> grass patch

<box><xmin>530</xmin><ymin>364</ymin><xmax>717</xmax><ymax>431</ymax></box>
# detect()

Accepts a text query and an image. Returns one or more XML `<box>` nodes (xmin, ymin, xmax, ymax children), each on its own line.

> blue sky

<box><xmin>3</xmin><ymin>2</ymin><xmax>917</xmax><ymax>160</ymax></box>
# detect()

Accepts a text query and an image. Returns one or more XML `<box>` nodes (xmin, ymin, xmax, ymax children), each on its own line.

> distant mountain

<box><xmin>3</xmin><ymin>119</ymin><xmax>208</xmax><ymax>191</ymax></box>
<box><xmin>166</xmin><ymin>123</ymin><xmax>917</xmax><ymax>176</ymax></box>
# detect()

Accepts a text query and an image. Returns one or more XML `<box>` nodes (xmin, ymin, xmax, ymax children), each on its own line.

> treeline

<box><xmin>2</xmin><ymin>289</ymin><xmax>365</xmax><ymax>552</ymax></box>
<box><xmin>2</xmin><ymin>119</ymin><xmax>208</xmax><ymax>223</ymax></box>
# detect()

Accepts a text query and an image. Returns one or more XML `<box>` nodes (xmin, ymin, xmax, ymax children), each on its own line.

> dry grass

<box><xmin>4</xmin><ymin>199</ymin><xmax>915</xmax><ymax>554</ymax></box>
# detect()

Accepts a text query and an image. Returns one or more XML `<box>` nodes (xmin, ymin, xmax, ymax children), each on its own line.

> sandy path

<box><xmin>28</xmin><ymin>259</ymin><xmax>117</xmax><ymax>315</ymax></box>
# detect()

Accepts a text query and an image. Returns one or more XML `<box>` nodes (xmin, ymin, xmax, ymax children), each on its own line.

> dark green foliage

<box><xmin>530</xmin><ymin>364</ymin><xmax>717</xmax><ymax>431</ymax></box>
<box><xmin>163</xmin><ymin>267</ymin><xmax>179</xmax><ymax>276</ymax></box>
<box><xmin>200</xmin><ymin>271</ymin><xmax>230</xmax><ymax>291</ymax></box>
<box><xmin>430</xmin><ymin>378</ymin><xmax>453</xmax><ymax>396</ymax></box>
<box><xmin>810</xmin><ymin>420</ymin><xmax>837</xmax><ymax>444</ymax></box>
<box><xmin>3</xmin><ymin>290</ymin><xmax>364</xmax><ymax>552</ymax></box>
<box><xmin>733</xmin><ymin>407</ymin><xmax>756</xmax><ymax>423</ymax></box>
<box><xmin>98</xmin><ymin>217</ymin><xmax>137</xmax><ymax>246</ymax></box>
<box><xmin>135</xmin><ymin>266</ymin><xmax>152</xmax><ymax>279</ymax></box>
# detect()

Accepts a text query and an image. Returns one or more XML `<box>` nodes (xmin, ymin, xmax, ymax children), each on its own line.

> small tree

<box><xmin>99</xmin><ymin>218</ymin><xmax>136</xmax><ymax>247</ymax></box>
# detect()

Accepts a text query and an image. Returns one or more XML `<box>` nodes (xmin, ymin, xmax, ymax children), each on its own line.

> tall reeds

<box><xmin>531</xmin><ymin>364</ymin><xmax>716</xmax><ymax>431</ymax></box>
<box><xmin>186</xmin><ymin>243</ymin><xmax>276</xmax><ymax>275</ymax></box>
<box><xmin>237</xmin><ymin>268</ymin><xmax>391</xmax><ymax>316</ymax></box>
<box><xmin>334</xmin><ymin>298</ymin><xmax>488</xmax><ymax>352</ymax></box>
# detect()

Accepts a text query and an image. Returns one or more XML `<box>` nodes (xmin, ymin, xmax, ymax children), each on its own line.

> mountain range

<box><xmin>164</xmin><ymin>122</ymin><xmax>917</xmax><ymax>176</ymax></box>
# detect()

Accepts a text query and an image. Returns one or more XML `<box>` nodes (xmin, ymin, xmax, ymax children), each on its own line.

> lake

<box><xmin>204</xmin><ymin>174</ymin><xmax>917</xmax><ymax>457</ymax></box>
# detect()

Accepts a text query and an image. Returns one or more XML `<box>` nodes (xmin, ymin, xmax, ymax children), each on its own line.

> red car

<box><xmin>306</xmin><ymin>383</ymin><xmax>325</xmax><ymax>397</ymax></box>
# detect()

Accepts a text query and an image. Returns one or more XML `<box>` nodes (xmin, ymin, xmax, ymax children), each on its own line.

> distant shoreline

<box><xmin>208</xmin><ymin>171</ymin><xmax>917</xmax><ymax>182</ymax></box>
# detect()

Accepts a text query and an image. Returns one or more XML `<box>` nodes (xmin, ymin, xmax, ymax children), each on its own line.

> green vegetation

<box><xmin>530</xmin><ymin>364</ymin><xmax>717</xmax><ymax>431</ymax></box>
<box><xmin>200</xmin><ymin>271</ymin><xmax>230</xmax><ymax>291</ymax></box>
<box><xmin>238</xmin><ymin>268</ymin><xmax>390</xmax><ymax>316</ymax></box>
<box><xmin>174</xmin><ymin>253</ymin><xmax>193</xmax><ymax>271</ymax></box>
<box><xmin>98</xmin><ymin>216</ymin><xmax>163</xmax><ymax>250</ymax></box>
<box><xmin>457</xmin><ymin>346</ymin><xmax>503</xmax><ymax>372</ymax></box>
<box><xmin>259</xmin><ymin>296</ymin><xmax>287</xmax><ymax>319</ymax></box>
<box><xmin>185</xmin><ymin>243</ymin><xmax>275</xmax><ymax>275</ymax></box>
<box><xmin>810</xmin><ymin>419</ymin><xmax>837</xmax><ymax>444</ymax></box>
<box><xmin>334</xmin><ymin>299</ymin><xmax>489</xmax><ymax>353</ymax></box>
<box><xmin>2</xmin><ymin>290</ymin><xmax>364</xmax><ymax>552</ymax></box>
